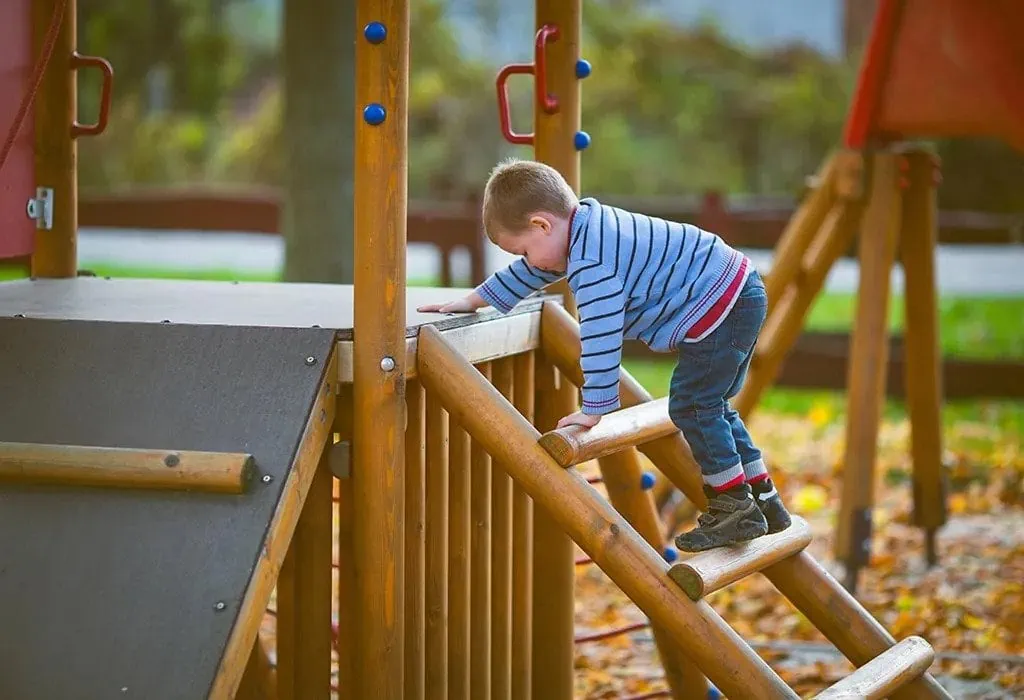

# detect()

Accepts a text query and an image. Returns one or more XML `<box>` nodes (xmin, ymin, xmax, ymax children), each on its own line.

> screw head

<box><xmin>380</xmin><ymin>356</ymin><xmax>396</xmax><ymax>372</ymax></box>
<box><xmin>305</xmin><ymin>356</ymin><xmax>317</xmax><ymax>366</ymax></box>
<box><xmin>262</xmin><ymin>474</ymin><xmax>273</xmax><ymax>484</ymax></box>
<box><xmin>363</xmin><ymin>103</ymin><xmax>387</xmax><ymax>126</ymax></box>
<box><xmin>164</xmin><ymin>453</ymin><xmax>180</xmax><ymax>468</ymax></box>
<box><xmin>214</xmin><ymin>601</ymin><xmax>226</xmax><ymax>611</ymax></box>
<box><xmin>363</xmin><ymin>21</ymin><xmax>387</xmax><ymax>43</ymax></box>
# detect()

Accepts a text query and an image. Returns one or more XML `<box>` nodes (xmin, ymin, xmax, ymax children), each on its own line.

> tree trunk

<box><xmin>281</xmin><ymin>0</ymin><xmax>355</xmax><ymax>283</ymax></box>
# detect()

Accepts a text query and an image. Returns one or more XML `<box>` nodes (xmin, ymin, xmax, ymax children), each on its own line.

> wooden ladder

<box><xmin>415</xmin><ymin>302</ymin><xmax>954</xmax><ymax>700</ymax></box>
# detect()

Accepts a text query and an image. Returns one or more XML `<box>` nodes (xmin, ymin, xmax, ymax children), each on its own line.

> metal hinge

<box><xmin>26</xmin><ymin>187</ymin><xmax>54</xmax><ymax>230</ymax></box>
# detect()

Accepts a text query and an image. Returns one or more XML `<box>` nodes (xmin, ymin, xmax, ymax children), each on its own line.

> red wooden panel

<box><xmin>0</xmin><ymin>0</ymin><xmax>35</xmax><ymax>259</ymax></box>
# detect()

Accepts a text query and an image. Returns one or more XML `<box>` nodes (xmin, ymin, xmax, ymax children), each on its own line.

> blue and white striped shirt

<box><xmin>476</xmin><ymin>197</ymin><xmax>751</xmax><ymax>415</ymax></box>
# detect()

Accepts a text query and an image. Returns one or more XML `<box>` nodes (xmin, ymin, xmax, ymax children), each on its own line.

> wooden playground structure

<box><xmin>0</xmin><ymin>0</ymin><xmax>1020</xmax><ymax>698</ymax></box>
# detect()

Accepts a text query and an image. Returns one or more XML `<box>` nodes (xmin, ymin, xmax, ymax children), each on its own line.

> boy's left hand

<box><xmin>556</xmin><ymin>411</ymin><xmax>601</xmax><ymax>430</ymax></box>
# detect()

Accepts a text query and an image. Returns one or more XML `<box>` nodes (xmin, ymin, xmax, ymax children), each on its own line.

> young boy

<box><xmin>417</xmin><ymin>158</ymin><xmax>791</xmax><ymax>551</ymax></box>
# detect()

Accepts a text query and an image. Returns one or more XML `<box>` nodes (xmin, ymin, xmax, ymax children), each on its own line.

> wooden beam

<box><xmin>403</xmin><ymin>381</ymin><xmax>426</xmax><ymax>700</ymax></box>
<box><xmin>0</xmin><ymin>442</ymin><xmax>253</xmax><ymax>494</ymax></box>
<box><xmin>538</xmin><ymin>397</ymin><xmax>674</xmax><ymax>467</ymax></box>
<box><xmin>31</xmin><ymin>0</ymin><xmax>77</xmax><ymax>278</ymax></box>
<box><xmin>814</xmin><ymin>636</ymin><xmax>935</xmax><ymax>700</ymax></box>
<box><xmin>352</xmin><ymin>1</ymin><xmax>409</xmax><ymax>698</ymax></box>
<box><xmin>469</xmin><ymin>365</ymin><xmax>493</xmax><ymax>700</ymax></box>
<box><xmin>510</xmin><ymin>352</ymin><xmax>535</xmax><ymax>700</ymax></box>
<box><xmin>668</xmin><ymin>516</ymin><xmax>812</xmax><ymax>601</ymax></box>
<box><xmin>416</xmin><ymin>325</ymin><xmax>798</xmax><ymax>700</ymax></box>
<box><xmin>491</xmin><ymin>358</ymin><xmax>515</xmax><ymax>700</ymax></box>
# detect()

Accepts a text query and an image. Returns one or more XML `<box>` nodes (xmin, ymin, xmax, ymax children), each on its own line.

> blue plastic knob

<box><xmin>363</xmin><ymin>103</ymin><xmax>386</xmax><ymax>125</ymax></box>
<box><xmin>707</xmin><ymin>686</ymin><xmax>722</xmax><ymax>700</ymax></box>
<box><xmin>575</xmin><ymin>59</ymin><xmax>592</xmax><ymax>79</ymax></box>
<box><xmin>573</xmin><ymin>130</ymin><xmax>591</xmax><ymax>150</ymax></box>
<box><xmin>364</xmin><ymin>21</ymin><xmax>387</xmax><ymax>43</ymax></box>
<box><xmin>640</xmin><ymin>471</ymin><xmax>656</xmax><ymax>490</ymax></box>
<box><xmin>663</xmin><ymin>547</ymin><xmax>678</xmax><ymax>563</ymax></box>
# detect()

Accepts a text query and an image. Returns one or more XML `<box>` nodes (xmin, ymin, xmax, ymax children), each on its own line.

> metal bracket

<box><xmin>26</xmin><ymin>187</ymin><xmax>54</xmax><ymax>230</ymax></box>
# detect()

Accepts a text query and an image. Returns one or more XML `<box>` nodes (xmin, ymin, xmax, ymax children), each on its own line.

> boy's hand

<box><xmin>556</xmin><ymin>411</ymin><xmax>601</xmax><ymax>430</ymax></box>
<box><xmin>417</xmin><ymin>292</ymin><xmax>486</xmax><ymax>314</ymax></box>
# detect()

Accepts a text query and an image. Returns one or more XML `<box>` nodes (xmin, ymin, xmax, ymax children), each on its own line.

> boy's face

<box><xmin>496</xmin><ymin>214</ymin><xmax>569</xmax><ymax>274</ymax></box>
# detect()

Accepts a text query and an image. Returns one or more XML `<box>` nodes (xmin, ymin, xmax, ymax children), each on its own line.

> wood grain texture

<box><xmin>404</xmin><ymin>381</ymin><xmax>426</xmax><ymax>700</ymax></box>
<box><xmin>352</xmin><ymin>1</ymin><xmax>410</xmax><ymax>697</ymax></box>
<box><xmin>813</xmin><ymin>636</ymin><xmax>934</xmax><ymax>699</ymax></box>
<box><xmin>447</xmin><ymin>414</ymin><xmax>472</xmax><ymax>700</ymax></box>
<box><xmin>469</xmin><ymin>364</ymin><xmax>493</xmax><ymax>700</ymax></box>
<box><xmin>0</xmin><ymin>442</ymin><xmax>253</xmax><ymax>494</ymax></box>
<box><xmin>538</xmin><ymin>396</ymin><xmax>674</xmax><ymax>467</ymax></box>
<box><xmin>424</xmin><ymin>392</ymin><xmax>449</xmax><ymax>700</ymax></box>
<box><xmin>510</xmin><ymin>352</ymin><xmax>535</xmax><ymax>700</ymax></box>
<box><xmin>417</xmin><ymin>325</ymin><xmax>798</xmax><ymax>700</ymax></box>
<box><xmin>490</xmin><ymin>358</ymin><xmax>515</xmax><ymax>700</ymax></box>
<box><xmin>32</xmin><ymin>0</ymin><xmax>77</xmax><ymax>277</ymax></box>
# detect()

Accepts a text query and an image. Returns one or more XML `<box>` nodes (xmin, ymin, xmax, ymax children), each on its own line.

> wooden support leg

<box><xmin>276</xmin><ymin>448</ymin><xmax>334</xmax><ymax>700</ymax></box>
<box><xmin>511</xmin><ymin>352</ymin><xmax>535</xmax><ymax>700</ymax></box>
<box><xmin>835</xmin><ymin>151</ymin><xmax>902</xmax><ymax>590</ymax></box>
<box><xmin>597</xmin><ymin>448</ymin><xmax>708</xmax><ymax>699</ymax></box>
<box><xmin>899</xmin><ymin>148</ymin><xmax>947</xmax><ymax>566</ymax></box>
<box><xmin>471</xmin><ymin>366</ymin><xmax>494</xmax><ymax>699</ymax></box>
<box><xmin>531</xmin><ymin>356</ymin><xmax>576</xmax><ymax>700</ymax></box>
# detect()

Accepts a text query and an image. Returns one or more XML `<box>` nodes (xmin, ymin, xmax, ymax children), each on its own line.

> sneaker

<box><xmin>674</xmin><ymin>484</ymin><xmax>769</xmax><ymax>552</ymax></box>
<box><xmin>750</xmin><ymin>478</ymin><xmax>792</xmax><ymax>534</ymax></box>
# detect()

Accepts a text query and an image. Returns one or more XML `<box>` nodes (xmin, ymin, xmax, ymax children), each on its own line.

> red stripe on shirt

<box><xmin>685</xmin><ymin>256</ymin><xmax>748</xmax><ymax>340</ymax></box>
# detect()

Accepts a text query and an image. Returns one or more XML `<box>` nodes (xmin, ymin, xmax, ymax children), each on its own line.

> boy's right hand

<box><xmin>416</xmin><ymin>292</ymin><xmax>485</xmax><ymax>314</ymax></box>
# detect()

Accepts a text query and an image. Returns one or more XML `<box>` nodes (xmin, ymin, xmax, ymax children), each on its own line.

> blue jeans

<box><xmin>668</xmin><ymin>270</ymin><xmax>765</xmax><ymax>486</ymax></box>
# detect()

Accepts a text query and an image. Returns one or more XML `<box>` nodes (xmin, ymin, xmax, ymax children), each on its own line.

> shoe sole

<box><xmin>674</xmin><ymin>503</ymin><xmax>769</xmax><ymax>552</ymax></box>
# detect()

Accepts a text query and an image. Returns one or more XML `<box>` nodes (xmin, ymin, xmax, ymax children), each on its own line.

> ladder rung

<box><xmin>813</xmin><ymin>636</ymin><xmax>935</xmax><ymax>699</ymax></box>
<box><xmin>668</xmin><ymin>516</ymin><xmax>812</xmax><ymax>600</ymax></box>
<box><xmin>538</xmin><ymin>397</ymin><xmax>675</xmax><ymax>467</ymax></box>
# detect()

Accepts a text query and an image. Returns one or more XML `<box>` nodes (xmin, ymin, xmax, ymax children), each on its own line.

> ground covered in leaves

<box><xmin>573</xmin><ymin>402</ymin><xmax>1023</xmax><ymax>699</ymax></box>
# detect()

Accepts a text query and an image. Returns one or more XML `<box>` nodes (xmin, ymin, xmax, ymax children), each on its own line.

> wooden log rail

<box><xmin>538</xmin><ymin>397</ymin><xmax>675</xmax><ymax>467</ymax></box>
<box><xmin>813</xmin><ymin>636</ymin><xmax>935</xmax><ymax>700</ymax></box>
<box><xmin>0</xmin><ymin>441</ymin><xmax>254</xmax><ymax>494</ymax></box>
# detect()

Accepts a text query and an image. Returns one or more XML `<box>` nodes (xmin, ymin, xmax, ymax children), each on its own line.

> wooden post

<box><xmin>448</xmin><ymin>411</ymin><xmax>473</xmax><ymax>699</ymax></box>
<box><xmin>491</xmin><ymin>358</ymin><xmax>516</xmax><ymax>700</ymax></box>
<box><xmin>424</xmin><ymin>393</ymin><xmax>449</xmax><ymax>699</ymax></box>
<box><xmin>532</xmin><ymin>2</ymin><xmax>582</xmax><ymax>694</ymax></box>
<box><xmin>335</xmin><ymin>387</ymin><xmax>356</xmax><ymax>700</ymax></box>
<box><xmin>510</xmin><ymin>352</ymin><xmax>535</xmax><ymax>700</ymax></box>
<box><xmin>32</xmin><ymin>0</ymin><xmax>77</xmax><ymax>277</ymax></box>
<box><xmin>352</xmin><ymin>1</ymin><xmax>409</xmax><ymax>697</ymax></box>
<box><xmin>899</xmin><ymin>148</ymin><xmax>946</xmax><ymax>565</ymax></box>
<box><xmin>470</xmin><ymin>364</ymin><xmax>494</xmax><ymax>700</ymax></box>
<box><xmin>405</xmin><ymin>381</ymin><xmax>426</xmax><ymax>700</ymax></box>
<box><xmin>835</xmin><ymin>150</ymin><xmax>901</xmax><ymax>589</ymax></box>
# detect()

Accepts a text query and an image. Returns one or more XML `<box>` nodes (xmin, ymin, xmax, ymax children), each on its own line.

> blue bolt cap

<box><xmin>574</xmin><ymin>130</ymin><xmax>591</xmax><ymax>150</ymax></box>
<box><xmin>663</xmin><ymin>547</ymin><xmax>678</xmax><ymax>563</ymax></box>
<box><xmin>707</xmin><ymin>686</ymin><xmax>722</xmax><ymax>699</ymax></box>
<box><xmin>575</xmin><ymin>59</ymin><xmax>592</xmax><ymax>79</ymax></box>
<box><xmin>363</xmin><ymin>103</ymin><xmax>386</xmax><ymax>125</ymax></box>
<box><xmin>364</xmin><ymin>22</ymin><xmax>387</xmax><ymax>43</ymax></box>
<box><xmin>640</xmin><ymin>471</ymin><xmax>656</xmax><ymax>490</ymax></box>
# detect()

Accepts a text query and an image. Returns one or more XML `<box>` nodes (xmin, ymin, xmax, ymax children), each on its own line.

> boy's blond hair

<box><xmin>481</xmin><ymin>157</ymin><xmax>578</xmax><ymax>242</ymax></box>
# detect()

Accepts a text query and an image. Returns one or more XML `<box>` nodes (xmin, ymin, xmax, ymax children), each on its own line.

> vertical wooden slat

<box><xmin>425</xmin><ymin>393</ymin><xmax>449</xmax><ymax>699</ymax></box>
<box><xmin>448</xmin><ymin>408</ymin><xmax>472</xmax><ymax>699</ymax></box>
<box><xmin>470</xmin><ymin>364</ymin><xmax>493</xmax><ymax>700</ymax></box>
<box><xmin>405</xmin><ymin>381</ymin><xmax>426</xmax><ymax>700</ymax></box>
<box><xmin>510</xmin><ymin>352</ymin><xmax>535</xmax><ymax>700</ymax></box>
<box><xmin>835</xmin><ymin>150</ymin><xmax>902</xmax><ymax>589</ymax></box>
<box><xmin>530</xmin><ymin>357</ymin><xmax>577</xmax><ymax>700</ymax></box>
<box><xmin>532</xmin><ymin>0</ymin><xmax>582</xmax><ymax>694</ymax></box>
<box><xmin>31</xmin><ymin>0</ymin><xmax>77</xmax><ymax>277</ymax></box>
<box><xmin>335</xmin><ymin>387</ymin><xmax>356</xmax><ymax>700</ymax></box>
<box><xmin>899</xmin><ymin>148</ymin><xmax>946</xmax><ymax>565</ymax></box>
<box><xmin>491</xmin><ymin>358</ymin><xmax>515</xmax><ymax>700</ymax></box>
<box><xmin>352</xmin><ymin>0</ymin><xmax>409</xmax><ymax>697</ymax></box>
<box><xmin>276</xmin><ymin>448</ymin><xmax>333</xmax><ymax>699</ymax></box>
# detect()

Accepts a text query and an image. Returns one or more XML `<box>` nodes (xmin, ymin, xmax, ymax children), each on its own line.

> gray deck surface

<box><xmin>0</xmin><ymin>317</ymin><xmax>337</xmax><ymax>699</ymax></box>
<box><xmin>0</xmin><ymin>277</ymin><xmax>555</xmax><ymax>337</ymax></box>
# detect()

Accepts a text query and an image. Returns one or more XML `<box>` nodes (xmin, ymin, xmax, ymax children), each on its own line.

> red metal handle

<box><xmin>70</xmin><ymin>52</ymin><xmax>113</xmax><ymax>138</ymax></box>
<box><xmin>534</xmin><ymin>24</ymin><xmax>560</xmax><ymax>114</ymax></box>
<box><xmin>496</xmin><ymin>63</ymin><xmax>535</xmax><ymax>145</ymax></box>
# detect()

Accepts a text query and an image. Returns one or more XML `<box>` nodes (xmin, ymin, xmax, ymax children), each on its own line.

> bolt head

<box><xmin>262</xmin><ymin>474</ymin><xmax>273</xmax><ymax>484</ymax></box>
<box><xmin>164</xmin><ymin>453</ymin><xmax>180</xmax><ymax>468</ymax></box>
<box><xmin>305</xmin><ymin>356</ymin><xmax>317</xmax><ymax>366</ymax></box>
<box><xmin>380</xmin><ymin>356</ymin><xmax>396</xmax><ymax>372</ymax></box>
<box><xmin>214</xmin><ymin>601</ymin><xmax>226</xmax><ymax>611</ymax></box>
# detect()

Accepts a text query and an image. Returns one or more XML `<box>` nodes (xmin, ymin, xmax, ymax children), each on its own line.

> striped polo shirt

<box><xmin>476</xmin><ymin>197</ymin><xmax>751</xmax><ymax>415</ymax></box>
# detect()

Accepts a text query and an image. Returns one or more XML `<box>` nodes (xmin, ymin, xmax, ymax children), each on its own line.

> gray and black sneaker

<box><xmin>674</xmin><ymin>484</ymin><xmax>769</xmax><ymax>552</ymax></box>
<box><xmin>750</xmin><ymin>478</ymin><xmax>792</xmax><ymax>534</ymax></box>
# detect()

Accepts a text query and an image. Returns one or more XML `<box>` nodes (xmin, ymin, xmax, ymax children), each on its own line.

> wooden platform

<box><xmin>0</xmin><ymin>278</ymin><xmax>557</xmax><ymax>380</ymax></box>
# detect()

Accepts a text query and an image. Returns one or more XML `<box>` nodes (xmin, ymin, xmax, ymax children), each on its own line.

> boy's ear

<box><xmin>529</xmin><ymin>214</ymin><xmax>552</xmax><ymax>233</ymax></box>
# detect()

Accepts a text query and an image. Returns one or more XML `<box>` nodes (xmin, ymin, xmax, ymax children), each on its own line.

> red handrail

<box><xmin>495</xmin><ymin>23</ymin><xmax>561</xmax><ymax>145</ymax></box>
<box><xmin>71</xmin><ymin>52</ymin><xmax>114</xmax><ymax>138</ymax></box>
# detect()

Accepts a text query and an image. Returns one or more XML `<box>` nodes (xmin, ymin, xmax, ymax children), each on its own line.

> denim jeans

<box><xmin>667</xmin><ymin>270</ymin><xmax>766</xmax><ymax>487</ymax></box>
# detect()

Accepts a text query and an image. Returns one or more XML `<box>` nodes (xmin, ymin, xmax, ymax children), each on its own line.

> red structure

<box><xmin>0</xmin><ymin>0</ymin><xmax>35</xmax><ymax>259</ymax></box>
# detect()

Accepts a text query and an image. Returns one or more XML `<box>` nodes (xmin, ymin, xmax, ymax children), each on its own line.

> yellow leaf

<box><xmin>793</xmin><ymin>484</ymin><xmax>829</xmax><ymax>514</ymax></box>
